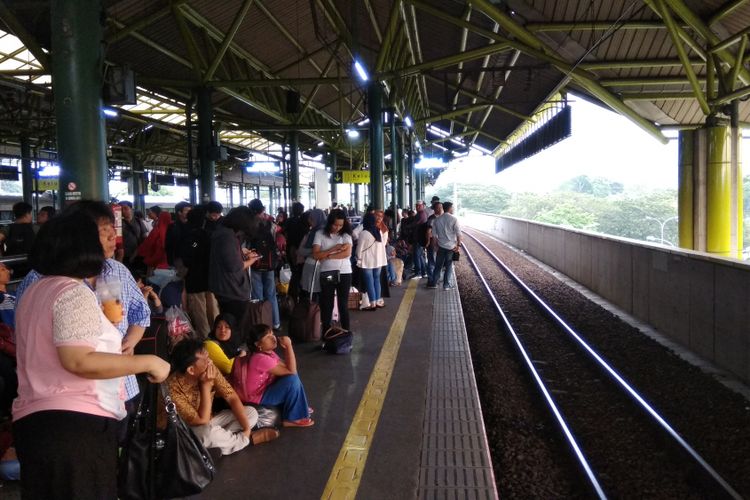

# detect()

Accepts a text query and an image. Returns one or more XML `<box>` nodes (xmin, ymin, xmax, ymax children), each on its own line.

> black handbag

<box><xmin>323</xmin><ymin>326</ymin><xmax>353</xmax><ymax>354</ymax></box>
<box><xmin>320</xmin><ymin>269</ymin><xmax>341</xmax><ymax>285</ymax></box>
<box><xmin>155</xmin><ymin>383</ymin><xmax>216</xmax><ymax>498</ymax></box>
<box><xmin>452</xmin><ymin>251</ymin><xmax>460</xmax><ymax>261</ymax></box>
<box><xmin>118</xmin><ymin>383</ymin><xmax>156</xmax><ymax>500</ymax></box>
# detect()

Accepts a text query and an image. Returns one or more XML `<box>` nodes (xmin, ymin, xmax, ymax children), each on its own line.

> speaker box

<box><xmin>103</xmin><ymin>65</ymin><xmax>136</xmax><ymax>105</ymax></box>
<box><xmin>286</xmin><ymin>90</ymin><xmax>301</xmax><ymax>113</ymax></box>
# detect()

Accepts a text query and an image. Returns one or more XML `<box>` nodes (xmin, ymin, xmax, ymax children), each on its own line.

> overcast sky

<box><xmin>439</xmin><ymin>97</ymin><xmax>749</xmax><ymax>194</ymax></box>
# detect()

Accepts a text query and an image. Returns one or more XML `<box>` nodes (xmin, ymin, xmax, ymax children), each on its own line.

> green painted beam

<box><xmin>527</xmin><ymin>21</ymin><xmax>667</xmax><ymax>32</ymax></box>
<box><xmin>711</xmin><ymin>26</ymin><xmax>750</xmax><ymax>53</ymax></box>
<box><xmin>416</xmin><ymin>104</ymin><xmax>494</xmax><ymax>124</ymax></box>
<box><xmin>708</xmin><ymin>0</ymin><xmax>749</xmax><ymax>26</ymax></box>
<box><xmin>621</xmin><ymin>92</ymin><xmax>696</xmax><ymax>100</ymax></box>
<box><xmin>105</xmin><ymin>0</ymin><xmax>190</xmax><ymax>44</ymax></box>
<box><xmin>600</xmin><ymin>77</ymin><xmax>705</xmax><ymax>86</ymax></box>
<box><xmin>376</xmin><ymin>0</ymin><xmax>403</xmax><ymax>73</ymax></box>
<box><xmin>380</xmin><ymin>43</ymin><xmax>511</xmax><ymax>80</ymax></box>
<box><xmin>660</xmin><ymin>0</ymin><xmax>750</xmax><ymax>84</ymax></box>
<box><xmin>579</xmin><ymin>58</ymin><xmax>701</xmax><ymax>70</ymax></box>
<box><xmin>205</xmin><ymin>0</ymin><xmax>255</xmax><ymax>81</ymax></box>
<box><xmin>470</xmin><ymin>0</ymin><xmax>668</xmax><ymax>144</ymax></box>
<box><xmin>0</xmin><ymin>1</ymin><xmax>49</xmax><ymax>70</ymax></box>
<box><xmin>655</xmin><ymin>0</ymin><xmax>710</xmax><ymax>114</ymax></box>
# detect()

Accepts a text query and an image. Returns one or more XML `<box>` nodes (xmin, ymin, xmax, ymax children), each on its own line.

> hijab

<box><xmin>208</xmin><ymin>313</ymin><xmax>243</xmax><ymax>359</ymax></box>
<box><xmin>304</xmin><ymin>208</ymin><xmax>327</xmax><ymax>249</ymax></box>
<box><xmin>362</xmin><ymin>213</ymin><xmax>381</xmax><ymax>242</ymax></box>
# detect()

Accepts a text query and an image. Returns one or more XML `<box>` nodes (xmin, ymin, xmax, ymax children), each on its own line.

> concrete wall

<box><xmin>466</xmin><ymin>213</ymin><xmax>750</xmax><ymax>385</ymax></box>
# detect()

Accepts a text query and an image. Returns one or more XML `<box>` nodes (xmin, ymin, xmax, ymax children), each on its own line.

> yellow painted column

<box><xmin>677</xmin><ymin>130</ymin><xmax>694</xmax><ymax>249</ymax></box>
<box><xmin>706</xmin><ymin>126</ymin><xmax>732</xmax><ymax>256</ymax></box>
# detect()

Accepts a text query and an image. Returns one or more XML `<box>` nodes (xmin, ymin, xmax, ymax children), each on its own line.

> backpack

<box><xmin>248</xmin><ymin>220</ymin><xmax>280</xmax><ymax>272</ymax></box>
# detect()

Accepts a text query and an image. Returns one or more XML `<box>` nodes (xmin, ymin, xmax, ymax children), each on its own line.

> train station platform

<box><xmin>198</xmin><ymin>279</ymin><xmax>497</xmax><ymax>500</ymax></box>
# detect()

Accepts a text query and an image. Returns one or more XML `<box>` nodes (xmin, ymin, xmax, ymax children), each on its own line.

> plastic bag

<box><xmin>279</xmin><ymin>264</ymin><xmax>292</xmax><ymax>284</ymax></box>
<box><xmin>165</xmin><ymin>306</ymin><xmax>194</xmax><ymax>347</ymax></box>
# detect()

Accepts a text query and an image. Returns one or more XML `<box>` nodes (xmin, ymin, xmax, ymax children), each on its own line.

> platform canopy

<box><xmin>0</xmin><ymin>0</ymin><xmax>749</xmax><ymax>170</ymax></box>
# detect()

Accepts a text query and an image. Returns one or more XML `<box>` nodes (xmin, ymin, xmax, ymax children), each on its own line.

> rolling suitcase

<box><xmin>289</xmin><ymin>260</ymin><xmax>321</xmax><ymax>342</ymax></box>
<box><xmin>244</xmin><ymin>267</ymin><xmax>275</xmax><ymax>328</ymax></box>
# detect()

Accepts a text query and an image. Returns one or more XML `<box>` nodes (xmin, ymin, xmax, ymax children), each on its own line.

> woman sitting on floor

<box><xmin>230</xmin><ymin>324</ymin><xmax>313</xmax><ymax>428</ymax></box>
<box><xmin>204</xmin><ymin>313</ymin><xmax>246</xmax><ymax>376</ymax></box>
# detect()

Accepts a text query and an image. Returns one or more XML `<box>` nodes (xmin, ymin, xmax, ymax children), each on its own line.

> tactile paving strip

<box><xmin>418</xmin><ymin>286</ymin><xmax>498</xmax><ymax>499</ymax></box>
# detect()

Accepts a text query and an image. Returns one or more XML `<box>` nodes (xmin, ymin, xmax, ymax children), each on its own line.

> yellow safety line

<box><xmin>321</xmin><ymin>279</ymin><xmax>419</xmax><ymax>500</ymax></box>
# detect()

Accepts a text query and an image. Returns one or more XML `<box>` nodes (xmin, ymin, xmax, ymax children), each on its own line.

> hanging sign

<box><xmin>342</xmin><ymin>170</ymin><xmax>370</xmax><ymax>184</ymax></box>
<box><xmin>37</xmin><ymin>178</ymin><xmax>59</xmax><ymax>191</ymax></box>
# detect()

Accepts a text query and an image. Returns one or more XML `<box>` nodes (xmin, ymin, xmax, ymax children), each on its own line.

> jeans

<box><xmin>319</xmin><ymin>272</ymin><xmax>352</xmax><ymax>331</ymax></box>
<box><xmin>426</xmin><ymin>245</ymin><xmax>436</xmax><ymax>277</ymax></box>
<box><xmin>251</xmin><ymin>270</ymin><xmax>280</xmax><ymax>328</ymax></box>
<box><xmin>429</xmin><ymin>247</ymin><xmax>455</xmax><ymax>288</ymax></box>
<box><xmin>412</xmin><ymin>244</ymin><xmax>426</xmax><ymax>276</ymax></box>
<box><xmin>360</xmin><ymin>267</ymin><xmax>382</xmax><ymax>302</ymax></box>
<box><xmin>260</xmin><ymin>374</ymin><xmax>310</xmax><ymax>421</ymax></box>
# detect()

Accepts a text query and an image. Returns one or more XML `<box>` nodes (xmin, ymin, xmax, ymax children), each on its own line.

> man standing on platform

<box><xmin>427</xmin><ymin>202</ymin><xmax>461</xmax><ymax>291</ymax></box>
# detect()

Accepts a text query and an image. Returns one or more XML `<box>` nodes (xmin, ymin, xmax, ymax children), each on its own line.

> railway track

<box><xmin>461</xmin><ymin>229</ymin><xmax>741</xmax><ymax>499</ymax></box>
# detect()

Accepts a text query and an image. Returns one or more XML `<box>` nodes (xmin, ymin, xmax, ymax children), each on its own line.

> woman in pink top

<box><xmin>230</xmin><ymin>324</ymin><xmax>313</xmax><ymax>427</ymax></box>
<box><xmin>12</xmin><ymin>211</ymin><xmax>170</xmax><ymax>500</ymax></box>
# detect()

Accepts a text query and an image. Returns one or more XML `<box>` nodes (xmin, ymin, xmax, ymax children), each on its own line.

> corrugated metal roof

<box><xmin>2</xmin><ymin>0</ymin><xmax>750</xmax><ymax>164</ymax></box>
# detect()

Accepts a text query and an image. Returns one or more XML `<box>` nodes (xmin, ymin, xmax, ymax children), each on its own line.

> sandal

<box><xmin>283</xmin><ymin>418</ymin><xmax>315</xmax><ymax>428</ymax></box>
<box><xmin>251</xmin><ymin>427</ymin><xmax>280</xmax><ymax>445</ymax></box>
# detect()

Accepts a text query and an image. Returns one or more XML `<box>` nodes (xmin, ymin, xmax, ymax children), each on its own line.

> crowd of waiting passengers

<box><xmin>0</xmin><ymin>193</ymin><xmax>460</xmax><ymax>498</ymax></box>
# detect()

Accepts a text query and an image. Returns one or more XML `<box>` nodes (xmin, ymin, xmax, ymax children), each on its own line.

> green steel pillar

<box><xmin>389</xmin><ymin>111</ymin><xmax>398</xmax><ymax>216</ymax></box>
<box><xmin>330</xmin><ymin>151</ymin><xmax>337</xmax><ymax>206</ymax></box>
<box><xmin>197</xmin><ymin>87</ymin><xmax>215</xmax><ymax>203</ymax></box>
<box><xmin>186</xmin><ymin>97</ymin><xmax>197</xmax><ymax>204</ymax></box>
<box><xmin>408</xmin><ymin>133</ymin><xmax>415</xmax><ymax>208</ymax></box>
<box><xmin>396</xmin><ymin>129</ymin><xmax>405</xmax><ymax>209</ymax></box>
<box><xmin>368</xmin><ymin>82</ymin><xmax>384</xmax><ymax>210</ymax></box>
<box><xmin>289</xmin><ymin>131</ymin><xmax>300</xmax><ymax>201</ymax></box>
<box><xmin>677</xmin><ymin>131</ymin><xmax>694</xmax><ymax>249</ymax></box>
<box><xmin>20</xmin><ymin>135</ymin><xmax>33</xmax><ymax>204</ymax></box>
<box><xmin>131</xmin><ymin>155</ymin><xmax>145</xmax><ymax>214</ymax></box>
<box><xmin>51</xmin><ymin>0</ymin><xmax>108</xmax><ymax>206</ymax></box>
<box><xmin>730</xmin><ymin>100</ymin><xmax>743</xmax><ymax>258</ymax></box>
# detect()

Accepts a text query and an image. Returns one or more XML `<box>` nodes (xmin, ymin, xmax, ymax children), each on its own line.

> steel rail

<box><xmin>461</xmin><ymin>237</ymin><xmax>607</xmax><ymax>499</ymax></box>
<box><xmin>464</xmin><ymin>229</ymin><xmax>742</xmax><ymax>499</ymax></box>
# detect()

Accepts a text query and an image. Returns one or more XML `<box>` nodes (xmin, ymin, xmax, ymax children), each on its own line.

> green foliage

<box><xmin>427</xmin><ymin>184</ymin><xmax>511</xmax><ymax>214</ymax></box>
<box><xmin>559</xmin><ymin>175</ymin><xmax>624</xmax><ymax>197</ymax></box>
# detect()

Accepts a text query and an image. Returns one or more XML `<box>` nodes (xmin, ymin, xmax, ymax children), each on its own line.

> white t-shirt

<box><xmin>313</xmin><ymin>230</ymin><xmax>353</xmax><ymax>274</ymax></box>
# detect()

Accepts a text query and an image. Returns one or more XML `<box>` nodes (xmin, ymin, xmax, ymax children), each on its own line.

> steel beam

<box><xmin>105</xmin><ymin>0</ymin><xmax>189</xmax><ymax>44</ymax></box>
<box><xmin>376</xmin><ymin>0</ymin><xmax>403</xmax><ymax>73</ymax></box>
<box><xmin>579</xmin><ymin>58</ymin><xmax>700</xmax><ymax>70</ymax></box>
<box><xmin>527</xmin><ymin>21</ymin><xmax>667</xmax><ymax>32</ymax></box>
<box><xmin>708</xmin><ymin>0</ymin><xmax>749</xmax><ymax>26</ymax></box>
<box><xmin>659</xmin><ymin>0</ymin><xmax>750</xmax><ymax>84</ymax></box>
<box><xmin>205</xmin><ymin>0</ymin><xmax>255</xmax><ymax>81</ymax></box>
<box><xmin>469</xmin><ymin>0</ymin><xmax>667</xmax><ymax>144</ymax></box>
<box><xmin>655</xmin><ymin>0</ymin><xmax>710</xmax><ymax>114</ymax></box>
<box><xmin>0</xmin><ymin>1</ymin><xmax>50</xmax><ymax>70</ymax></box>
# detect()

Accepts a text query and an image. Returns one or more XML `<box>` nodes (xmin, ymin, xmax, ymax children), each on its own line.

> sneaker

<box><xmin>426</xmin><ymin>284</ymin><xmax>437</xmax><ymax>289</ymax></box>
<box><xmin>443</xmin><ymin>285</ymin><xmax>455</xmax><ymax>291</ymax></box>
<box><xmin>410</xmin><ymin>274</ymin><xmax>421</xmax><ymax>280</ymax></box>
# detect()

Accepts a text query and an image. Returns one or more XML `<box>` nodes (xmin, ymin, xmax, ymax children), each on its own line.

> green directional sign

<box><xmin>333</xmin><ymin>171</ymin><xmax>343</xmax><ymax>183</ymax></box>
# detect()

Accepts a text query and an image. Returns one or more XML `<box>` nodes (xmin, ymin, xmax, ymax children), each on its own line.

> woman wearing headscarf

<box><xmin>355</xmin><ymin>213</ymin><xmax>386</xmax><ymax>310</ymax></box>
<box><xmin>204</xmin><ymin>313</ymin><xmax>245</xmax><ymax>376</ymax></box>
<box><xmin>299</xmin><ymin>209</ymin><xmax>327</xmax><ymax>299</ymax></box>
<box><xmin>137</xmin><ymin>211</ymin><xmax>172</xmax><ymax>271</ymax></box>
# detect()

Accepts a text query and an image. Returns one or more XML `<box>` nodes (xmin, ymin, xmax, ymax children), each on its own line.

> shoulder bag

<box><xmin>155</xmin><ymin>383</ymin><xmax>216</xmax><ymax>498</ymax></box>
<box><xmin>320</xmin><ymin>236</ymin><xmax>345</xmax><ymax>285</ymax></box>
